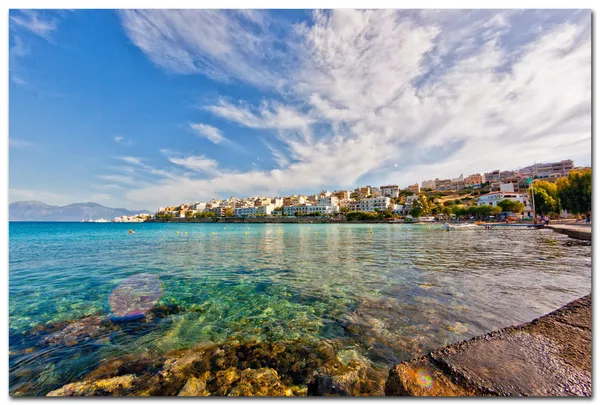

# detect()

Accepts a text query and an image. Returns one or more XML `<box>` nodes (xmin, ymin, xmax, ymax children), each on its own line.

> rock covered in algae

<box><xmin>47</xmin><ymin>375</ymin><xmax>138</xmax><ymax>396</ymax></box>
<box><xmin>46</xmin><ymin>339</ymin><xmax>387</xmax><ymax>396</ymax></box>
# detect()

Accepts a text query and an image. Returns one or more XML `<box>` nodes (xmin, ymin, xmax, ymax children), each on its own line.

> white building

<box><xmin>380</xmin><ymin>185</ymin><xmax>400</xmax><ymax>198</ymax></box>
<box><xmin>194</xmin><ymin>202</ymin><xmax>206</xmax><ymax>211</ymax></box>
<box><xmin>317</xmin><ymin>196</ymin><xmax>339</xmax><ymax>207</ymax></box>
<box><xmin>283</xmin><ymin>204</ymin><xmax>338</xmax><ymax>216</ymax></box>
<box><xmin>348</xmin><ymin>197</ymin><xmax>391</xmax><ymax>212</ymax></box>
<box><xmin>256</xmin><ymin>204</ymin><xmax>274</xmax><ymax>216</ymax></box>
<box><xmin>477</xmin><ymin>192</ymin><xmax>533</xmax><ymax>217</ymax></box>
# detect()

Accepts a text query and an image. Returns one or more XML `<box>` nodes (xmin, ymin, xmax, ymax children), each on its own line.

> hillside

<box><xmin>9</xmin><ymin>201</ymin><xmax>151</xmax><ymax>222</ymax></box>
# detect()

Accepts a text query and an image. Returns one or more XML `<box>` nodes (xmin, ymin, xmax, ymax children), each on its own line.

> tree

<box><xmin>443</xmin><ymin>200</ymin><xmax>455</xmax><ymax>207</ymax></box>
<box><xmin>476</xmin><ymin>205</ymin><xmax>492</xmax><ymax>218</ymax></box>
<box><xmin>556</xmin><ymin>168</ymin><xmax>592</xmax><ymax>214</ymax></box>
<box><xmin>442</xmin><ymin>207</ymin><xmax>452</xmax><ymax>217</ymax></box>
<box><xmin>185</xmin><ymin>210</ymin><xmax>194</xmax><ymax>218</ymax></box>
<box><xmin>490</xmin><ymin>206</ymin><xmax>502</xmax><ymax>216</ymax></box>
<box><xmin>340</xmin><ymin>206</ymin><xmax>350</xmax><ymax>213</ymax></box>
<box><xmin>497</xmin><ymin>199</ymin><xmax>524</xmax><ymax>213</ymax></box>
<box><xmin>410</xmin><ymin>206</ymin><xmax>422</xmax><ymax>218</ymax></box>
<box><xmin>532</xmin><ymin>186</ymin><xmax>560</xmax><ymax>215</ymax></box>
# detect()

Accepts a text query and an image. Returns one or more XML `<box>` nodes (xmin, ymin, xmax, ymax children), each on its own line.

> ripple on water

<box><xmin>9</xmin><ymin>222</ymin><xmax>591</xmax><ymax>395</ymax></box>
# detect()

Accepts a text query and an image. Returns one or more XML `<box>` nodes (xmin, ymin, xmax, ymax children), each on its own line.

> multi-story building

<box><xmin>465</xmin><ymin>173</ymin><xmax>483</xmax><ymax>187</ymax></box>
<box><xmin>208</xmin><ymin>207</ymin><xmax>225</xmax><ymax>217</ymax></box>
<box><xmin>283</xmin><ymin>204</ymin><xmax>338</xmax><ymax>216</ymax></box>
<box><xmin>306</xmin><ymin>195</ymin><xmax>319</xmax><ymax>204</ymax></box>
<box><xmin>406</xmin><ymin>183</ymin><xmax>421</xmax><ymax>194</ymax></box>
<box><xmin>193</xmin><ymin>202</ymin><xmax>206</xmax><ymax>212</ymax></box>
<box><xmin>532</xmin><ymin>160</ymin><xmax>574</xmax><ymax>178</ymax></box>
<box><xmin>435</xmin><ymin>178</ymin><xmax>453</xmax><ymax>191</ymax></box>
<box><xmin>502</xmin><ymin>176</ymin><xmax>521</xmax><ymax>190</ymax></box>
<box><xmin>283</xmin><ymin>195</ymin><xmax>306</xmax><ymax>206</ymax></box>
<box><xmin>421</xmin><ymin>179</ymin><xmax>436</xmax><ymax>190</ymax></box>
<box><xmin>483</xmin><ymin>170</ymin><xmax>500</xmax><ymax>183</ymax></box>
<box><xmin>358</xmin><ymin>186</ymin><xmax>372</xmax><ymax>199</ymax></box>
<box><xmin>451</xmin><ymin>174</ymin><xmax>465</xmax><ymax>191</ymax></box>
<box><xmin>318</xmin><ymin>196</ymin><xmax>339</xmax><ymax>207</ymax></box>
<box><xmin>380</xmin><ymin>185</ymin><xmax>400</xmax><ymax>198</ymax></box>
<box><xmin>256</xmin><ymin>204</ymin><xmax>274</xmax><ymax>216</ymax></box>
<box><xmin>271</xmin><ymin>197</ymin><xmax>283</xmax><ymax>207</ymax></box>
<box><xmin>369</xmin><ymin>186</ymin><xmax>381</xmax><ymax>197</ymax></box>
<box><xmin>339</xmin><ymin>198</ymin><xmax>352</xmax><ymax>209</ymax></box>
<box><xmin>348</xmin><ymin>197</ymin><xmax>391</xmax><ymax>212</ymax></box>
<box><xmin>332</xmin><ymin>190</ymin><xmax>351</xmax><ymax>200</ymax></box>
<box><xmin>500</xmin><ymin>170</ymin><xmax>517</xmax><ymax>181</ymax></box>
<box><xmin>234</xmin><ymin>207</ymin><xmax>257</xmax><ymax>217</ymax></box>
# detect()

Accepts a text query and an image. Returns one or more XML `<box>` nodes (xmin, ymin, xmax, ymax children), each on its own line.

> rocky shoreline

<box><xmin>10</xmin><ymin>295</ymin><xmax>591</xmax><ymax>396</ymax></box>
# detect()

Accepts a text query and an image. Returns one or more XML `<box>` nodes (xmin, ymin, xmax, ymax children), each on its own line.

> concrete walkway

<box><xmin>548</xmin><ymin>224</ymin><xmax>592</xmax><ymax>241</ymax></box>
<box><xmin>385</xmin><ymin>295</ymin><xmax>591</xmax><ymax>396</ymax></box>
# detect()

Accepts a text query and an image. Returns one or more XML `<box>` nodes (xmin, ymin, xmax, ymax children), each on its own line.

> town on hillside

<box><xmin>151</xmin><ymin>159</ymin><xmax>590</xmax><ymax>223</ymax></box>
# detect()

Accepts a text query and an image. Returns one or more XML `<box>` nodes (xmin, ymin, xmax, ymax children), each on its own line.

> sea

<box><xmin>9</xmin><ymin>222</ymin><xmax>592</xmax><ymax>395</ymax></box>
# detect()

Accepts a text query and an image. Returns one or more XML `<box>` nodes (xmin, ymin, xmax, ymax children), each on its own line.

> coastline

<box><xmin>24</xmin><ymin>295</ymin><xmax>591</xmax><ymax>397</ymax></box>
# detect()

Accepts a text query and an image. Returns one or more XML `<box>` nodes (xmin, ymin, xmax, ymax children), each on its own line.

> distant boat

<box><xmin>442</xmin><ymin>223</ymin><xmax>481</xmax><ymax>231</ymax></box>
<box><xmin>418</xmin><ymin>216</ymin><xmax>436</xmax><ymax>222</ymax></box>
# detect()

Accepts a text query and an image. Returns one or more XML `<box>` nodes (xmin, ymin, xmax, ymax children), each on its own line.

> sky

<box><xmin>9</xmin><ymin>9</ymin><xmax>591</xmax><ymax>211</ymax></box>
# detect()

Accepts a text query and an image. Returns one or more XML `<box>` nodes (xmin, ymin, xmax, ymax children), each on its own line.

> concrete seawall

<box><xmin>385</xmin><ymin>295</ymin><xmax>591</xmax><ymax>396</ymax></box>
<box><xmin>548</xmin><ymin>224</ymin><xmax>592</xmax><ymax>241</ymax></box>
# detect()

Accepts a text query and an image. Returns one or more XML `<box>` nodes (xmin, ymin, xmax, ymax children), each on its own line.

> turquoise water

<box><xmin>9</xmin><ymin>222</ymin><xmax>592</xmax><ymax>395</ymax></box>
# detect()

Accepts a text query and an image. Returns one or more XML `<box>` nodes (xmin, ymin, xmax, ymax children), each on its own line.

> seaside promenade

<box><xmin>385</xmin><ymin>295</ymin><xmax>591</xmax><ymax>396</ymax></box>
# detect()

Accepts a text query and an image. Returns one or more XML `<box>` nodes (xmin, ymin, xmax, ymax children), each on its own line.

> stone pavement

<box><xmin>548</xmin><ymin>224</ymin><xmax>592</xmax><ymax>241</ymax></box>
<box><xmin>385</xmin><ymin>295</ymin><xmax>591</xmax><ymax>396</ymax></box>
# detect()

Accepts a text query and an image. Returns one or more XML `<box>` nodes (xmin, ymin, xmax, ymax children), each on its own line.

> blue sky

<box><xmin>9</xmin><ymin>9</ymin><xmax>591</xmax><ymax>210</ymax></box>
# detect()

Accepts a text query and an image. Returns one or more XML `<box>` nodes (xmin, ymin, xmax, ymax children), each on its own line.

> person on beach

<box><xmin>585</xmin><ymin>213</ymin><xmax>591</xmax><ymax>224</ymax></box>
<box><xmin>544</xmin><ymin>216</ymin><xmax>550</xmax><ymax>226</ymax></box>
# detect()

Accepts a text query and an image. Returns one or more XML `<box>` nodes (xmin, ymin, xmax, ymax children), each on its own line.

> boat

<box><xmin>418</xmin><ymin>216</ymin><xmax>436</xmax><ymax>223</ymax></box>
<box><xmin>442</xmin><ymin>222</ymin><xmax>481</xmax><ymax>231</ymax></box>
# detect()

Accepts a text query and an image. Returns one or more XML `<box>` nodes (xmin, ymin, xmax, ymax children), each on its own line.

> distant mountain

<box><xmin>9</xmin><ymin>201</ymin><xmax>152</xmax><ymax>222</ymax></box>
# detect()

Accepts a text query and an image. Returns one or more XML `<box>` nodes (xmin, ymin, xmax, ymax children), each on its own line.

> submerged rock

<box><xmin>45</xmin><ymin>339</ymin><xmax>387</xmax><ymax>396</ymax></box>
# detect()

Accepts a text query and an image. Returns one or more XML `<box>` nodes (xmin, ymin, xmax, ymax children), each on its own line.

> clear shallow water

<box><xmin>9</xmin><ymin>222</ymin><xmax>592</xmax><ymax>395</ymax></box>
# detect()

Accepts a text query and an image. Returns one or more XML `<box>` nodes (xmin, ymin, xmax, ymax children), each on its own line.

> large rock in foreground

<box><xmin>385</xmin><ymin>295</ymin><xmax>591</xmax><ymax>396</ymax></box>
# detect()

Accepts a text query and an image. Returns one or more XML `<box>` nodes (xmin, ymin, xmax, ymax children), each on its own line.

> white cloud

<box><xmin>118</xmin><ymin>156</ymin><xmax>143</xmax><ymax>165</ymax></box>
<box><xmin>205</xmin><ymin>99</ymin><xmax>314</xmax><ymax>131</ymax></box>
<box><xmin>10</xmin><ymin>10</ymin><xmax>59</xmax><ymax>41</ymax></box>
<box><xmin>162</xmin><ymin>152</ymin><xmax>220</xmax><ymax>175</ymax></box>
<box><xmin>113</xmin><ymin>136</ymin><xmax>132</xmax><ymax>146</ymax></box>
<box><xmin>190</xmin><ymin>123</ymin><xmax>226</xmax><ymax>144</ymax></box>
<box><xmin>113</xmin><ymin>10</ymin><xmax>589</xmax><ymax>207</ymax></box>
<box><xmin>97</xmin><ymin>174</ymin><xmax>139</xmax><ymax>186</ymax></box>
<box><xmin>118</xmin><ymin>10</ymin><xmax>287</xmax><ymax>87</ymax></box>
<box><xmin>9</xmin><ymin>139</ymin><xmax>35</xmax><ymax>149</ymax></box>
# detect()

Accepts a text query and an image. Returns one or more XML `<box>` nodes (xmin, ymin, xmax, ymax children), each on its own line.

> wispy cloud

<box><xmin>115</xmin><ymin>10</ymin><xmax>589</xmax><ymax>208</ymax></box>
<box><xmin>160</xmin><ymin>149</ymin><xmax>221</xmax><ymax>175</ymax></box>
<box><xmin>97</xmin><ymin>174</ymin><xmax>138</xmax><ymax>186</ymax></box>
<box><xmin>9</xmin><ymin>139</ymin><xmax>35</xmax><ymax>149</ymax></box>
<box><xmin>189</xmin><ymin>123</ymin><xmax>226</xmax><ymax>144</ymax></box>
<box><xmin>10</xmin><ymin>10</ymin><xmax>59</xmax><ymax>41</ymax></box>
<box><xmin>113</xmin><ymin>136</ymin><xmax>133</xmax><ymax>146</ymax></box>
<box><xmin>118</xmin><ymin>10</ymin><xmax>290</xmax><ymax>88</ymax></box>
<box><xmin>118</xmin><ymin>156</ymin><xmax>143</xmax><ymax>165</ymax></box>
